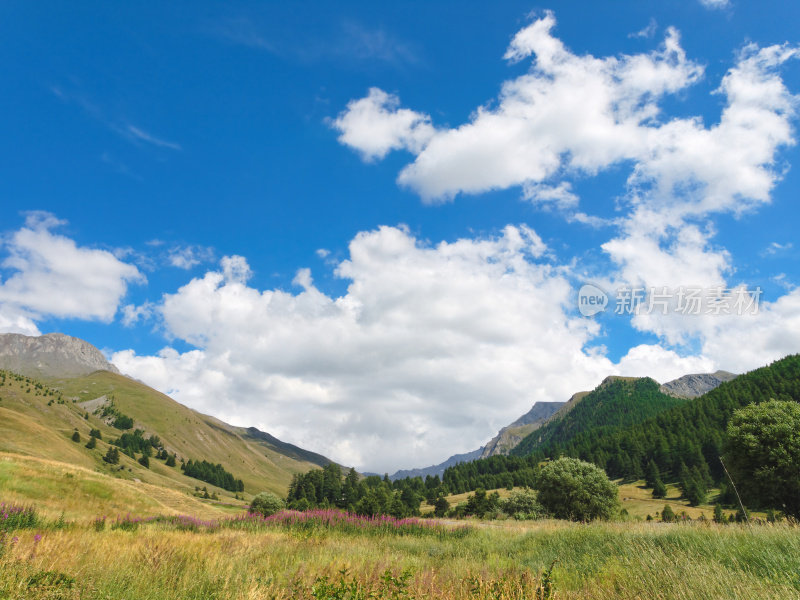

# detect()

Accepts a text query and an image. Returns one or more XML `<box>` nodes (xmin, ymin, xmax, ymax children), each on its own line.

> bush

<box><xmin>249</xmin><ymin>492</ymin><xmax>285</xmax><ymax>517</ymax></box>
<box><xmin>662</xmin><ymin>504</ymin><xmax>676</xmax><ymax>523</ymax></box>
<box><xmin>536</xmin><ymin>457</ymin><xmax>619</xmax><ymax>521</ymax></box>
<box><xmin>501</xmin><ymin>488</ymin><xmax>546</xmax><ymax>520</ymax></box>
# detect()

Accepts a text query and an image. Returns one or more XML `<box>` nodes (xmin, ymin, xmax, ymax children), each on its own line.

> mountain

<box><xmin>660</xmin><ymin>370</ymin><xmax>737</xmax><ymax>399</ymax></box>
<box><xmin>528</xmin><ymin>354</ymin><xmax>800</xmax><ymax>483</ymax></box>
<box><xmin>0</xmin><ymin>332</ymin><xmax>120</xmax><ymax>378</ymax></box>
<box><xmin>0</xmin><ymin>334</ymin><xmax>335</xmax><ymax>505</ymax></box>
<box><xmin>480</xmin><ymin>401</ymin><xmax>564</xmax><ymax>458</ymax></box>
<box><xmin>388</xmin><ymin>447</ymin><xmax>485</xmax><ymax>481</ymax></box>
<box><xmin>511</xmin><ymin>376</ymin><xmax>687</xmax><ymax>458</ymax></box>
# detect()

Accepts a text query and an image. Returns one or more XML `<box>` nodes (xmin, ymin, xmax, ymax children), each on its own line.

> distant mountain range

<box><xmin>387</xmin><ymin>370</ymin><xmax>738</xmax><ymax>480</ymax></box>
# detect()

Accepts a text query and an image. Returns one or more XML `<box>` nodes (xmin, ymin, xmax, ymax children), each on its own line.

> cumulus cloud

<box><xmin>113</xmin><ymin>226</ymin><xmax>599</xmax><ymax>471</ymax></box>
<box><xmin>112</xmin><ymin>224</ymin><xmax>744</xmax><ymax>472</ymax></box>
<box><xmin>0</xmin><ymin>213</ymin><xmax>143</xmax><ymax>329</ymax></box>
<box><xmin>332</xmin><ymin>11</ymin><xmax>800</xmax><ymax>375</ymax></box>
<box><xmin>331</xmin><ymin>87</ymin><xmax>436</xmax><ymax>161</ymax></box>
<box><xmin>334</xmin><ymin>13</ymin><xmax>797</xmax><ymax>224</ymax></box>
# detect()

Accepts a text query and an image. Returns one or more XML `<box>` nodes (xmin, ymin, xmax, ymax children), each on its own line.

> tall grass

<box><xmin>0</xmin><ymin>502</ymin><xmax>798</xmax><ymax>599</ymax></box>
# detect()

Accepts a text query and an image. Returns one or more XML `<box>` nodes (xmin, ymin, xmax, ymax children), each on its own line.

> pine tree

<box><xmin>713</xmin><ymin>503</ymin><xmax>724</xmax><ymax>523</ymax></box>
<box><xmin>652</xmin><ymin>478</ymin><xmax>667</xmax><ymax>499</ymax></box>
<box><xmin>71</xmin><ymin>430</ymin><xmax>80</xmax><ymax>443</ymax></box>
<box><xmin>85</xmin><ymin>436</ymin><xmax>97</xmax><ymax>450</ymax></box>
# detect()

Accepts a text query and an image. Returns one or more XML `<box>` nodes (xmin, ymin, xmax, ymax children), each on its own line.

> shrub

<box><xmin>501</xmin><ymin>488</ymin><xmax>546</xmax><ymax>520</ymax></box>
<box><xmin>71</xmin><ymin>430</ymin><xmax>80</xmax><ymax>443</ymax></box>
<box><xmin>536</xmin><ymin>457</ymin><xmax>619</xmax><ymax>521</ymax></box>
<box><xmin>662</xmin><ymin>504</ymin><xmax>676</xmax><ymax>523</ymax></box>
<box><xmin>249</xmin><ymin>492</ymin><xmax>285</xmax><ymax>517</ymax></box>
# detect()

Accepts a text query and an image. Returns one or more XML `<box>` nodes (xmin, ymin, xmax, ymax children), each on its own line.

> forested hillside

<box><xmin>525</xmin><ymin>355</ymin><xmax>800</xmax><ymax>483</ymax></box>
<box><xmin>512</xmin><ymin>377</ymin><xmax>687</xmax><ymax>457</ymax></box>
<box><xmin>436</xmin><ymin>356</ymin><xmax>800</xmax><ymax>497</ymax></box>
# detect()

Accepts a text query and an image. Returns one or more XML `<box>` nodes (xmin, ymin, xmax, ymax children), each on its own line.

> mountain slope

<box><xmin>531</xmin><ymin>354</ymin><xmax>800</xmax><ymax>482</ymax></box>
<box><xmin>512</xmin><ymin>376</ymin><xmax>687</xmax><ymax>457</ymax></box>
<box><xmin>0</xmin><ymin>332</ymin><xmax>119</xmax><ymax>378</ymax></box>
<box><xmin>480</xmin><ymin>401</ymin><xmax>564</xmax><ymax>458</ymax></box>
<box><xmin>0</xmin><ymin>367</ymin><xmax>333</xmax><ymax>504</ymax></box>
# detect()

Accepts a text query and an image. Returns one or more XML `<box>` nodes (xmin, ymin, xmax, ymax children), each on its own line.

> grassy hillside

<box><xmin>0</xmin><ymin>453</ymin><xmax>233</xmax><ymax>520</ymax></box>
<box><xmin>0</xmin><ymin>369</ymin><xmax>331</xmax><ymax>506</ymax></box>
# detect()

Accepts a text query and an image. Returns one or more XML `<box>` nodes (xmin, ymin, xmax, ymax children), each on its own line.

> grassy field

<box><xmin>1</xmin><ymin>505</ymin><xmax>798</xmax><ymax>599</ymax></box>
<box><xmin>422</xmin><ymin>481</ymin><xmax>739</xmax><ymax>521</ymax></box>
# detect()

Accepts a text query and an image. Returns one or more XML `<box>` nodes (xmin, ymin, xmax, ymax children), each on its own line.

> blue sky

<box><xmin>1</xmin><ymin>1</ymin><xmax>799</xmax><ymax>472</ymax></box>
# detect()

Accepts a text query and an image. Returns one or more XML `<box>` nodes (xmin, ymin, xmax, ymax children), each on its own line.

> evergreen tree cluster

<box><xmin>181</xmin><ymin>459</ymin><xmax>244</xmax><ymax>492</ymax></box>
<box><xmin>286</xmin><ymin>464</ymin><xmax>429</xmax><ymax>518</ymax></box>
<box><xmin>442</xmin><ymin>454</ymin><xmax>539</xmax><ymax>493</ymax></box>
<box><xmin>98</xmin><ymin>400</ymin><xmax>135</xmax><ymax>430</ymax></box>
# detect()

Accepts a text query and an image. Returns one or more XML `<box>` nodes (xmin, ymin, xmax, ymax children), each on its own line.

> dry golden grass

<box><xmin>0</xmin><ymin>453</ymin><xmax>232</xmax><ymax>520</ymax></box>
<box><xmin>2</xmin><ymin>516</ymin><xmax>799</xmax><ymax>599</ymax></box>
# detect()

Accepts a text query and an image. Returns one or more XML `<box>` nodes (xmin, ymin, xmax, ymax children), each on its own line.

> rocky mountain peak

<box><xmin>0</xmin><ymin>332</ymin><xmax>119</xmax><ymax>378</ymax></box>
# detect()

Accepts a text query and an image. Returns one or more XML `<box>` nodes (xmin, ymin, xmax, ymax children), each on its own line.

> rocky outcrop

<box><xmin>0</xmin><ymin>333</ymin><xmax>119</xmax><ymax>378</ymax></box>
<box><xmin>480</xmin><ymin>401</ymin><xmax>564</xmax><ymax>458</ymax></box>
<box><xmin>660</xmin><ymin>370</ymin><xmax>737</xmax><ymax>399</ymax></box>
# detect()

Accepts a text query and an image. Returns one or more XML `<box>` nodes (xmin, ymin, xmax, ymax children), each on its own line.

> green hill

<box><xmin>0</xmin><ymin>368</ymin><xmax>333</xmax><ymax>510</ymax></box>
<box><xmin>529</xmin><ymin>354</ymin><xmax>800</xmax><ymax>483</ymax></box>
<box><xmin>512</xmin><ymin>376</ymin><xmax>688</xmax><ymax>460</ymax></box>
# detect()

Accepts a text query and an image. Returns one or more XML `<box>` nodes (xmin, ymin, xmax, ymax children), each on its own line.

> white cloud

<box><xmin>121</xmin><ymin>302</ymin><xmax>156</xmax><ymax>327</ymax></box>
<box><xmin>761</xmin><ymin>241</ymin><xmax>793</xmax><ymax>256</ymax></box>
<box><xmin>332</xmin><ymin>11</ymin><xmax>800</xmax><ymax>376</ymax></box>
<box><xmin>114</xmin><ymin>225</ymin><xmax>626</xmax><ymax>472</ymax></box>
<box><xmin>699</xmin><ymin>0</ymin><xmax>730</xmax><ymax>9</ymax></box>
<box><xmin>168</xmin><ymin>245</ymin><xmax>215</xmax><ymax>269</ymax></box>
<box><xmin>126</xmin><ymin>125</ymin><xmax>182</xmax><ymax>151</ymax></box>
<box><xmin>629</xmin><ymin>19</ymin><xmax>658</xmax><ymax>40</ymax></box>
<box><xmin>331</xmin><ymin>87</ymin><xmax>436</xmax><ymax>161</ymax></box>
<box><xmin>0</xmin><ymin>213</ymin><xmax>144</xmax><ymax>327</ymax></box>
<box><xmin>336</xmin><ymin>13</ymin><xmax>706</xmax><ymax>201</ymax></box>
<box><xmin>334</xmin><ymin>13</ymin><xmax>797</xmax><ymax>224</ymax></box>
